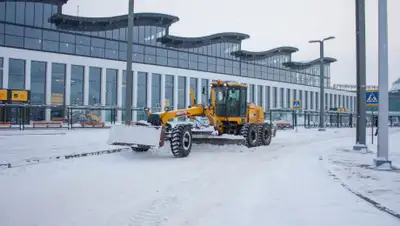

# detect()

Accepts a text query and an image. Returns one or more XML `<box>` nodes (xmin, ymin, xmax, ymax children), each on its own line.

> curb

<box><xmin>0</xmin><ymin>147</ymin><xmax>130</xmax><ymax>170</ymax></box>
<box><xmin>327</xmin><ymin>170</ymin><xmax>400</xmax><ymax>221</ymax></box>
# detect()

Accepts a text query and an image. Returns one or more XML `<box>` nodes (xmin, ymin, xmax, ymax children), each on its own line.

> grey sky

<box><xmin>63</xmin><ymin>0</ymin><xmax>399</xmax><ymax>88</ymax></box>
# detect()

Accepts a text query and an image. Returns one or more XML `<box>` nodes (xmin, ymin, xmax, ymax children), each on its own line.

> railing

<box><xmin>0</xmin><ymin>104</ymin><xmax>398</xmax><ymax>130</ymax></box>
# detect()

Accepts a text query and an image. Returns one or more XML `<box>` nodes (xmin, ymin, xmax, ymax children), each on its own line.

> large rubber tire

<box><xmin>170</xmin><ymin>124</ymin><xmax>193</xmax><ymax>158</ymax></box>
<box><xmin>131</xmin><ymin>145</ymin><xmax>150</xmax><ymax>152</ymax></box>
<box><xmin>258</xmin><ymin>123</ymin><xmax>272</xmax><ymax>146</ymax></box>
<box><xmin>241</xmin><ymin>123</ymin><xmax>259</xmax><ymax>148</ymax></box>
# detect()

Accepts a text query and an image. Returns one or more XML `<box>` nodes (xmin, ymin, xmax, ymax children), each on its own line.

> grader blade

<box><xmin>107</xmin><ymin>123</ymin><xmax>164</xmax><ymax>148</ymax></box>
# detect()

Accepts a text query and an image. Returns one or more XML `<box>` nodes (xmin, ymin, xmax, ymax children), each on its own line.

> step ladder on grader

<box><xmin>108</xmin><ymin>80</ymin><xmax>273</xmax><ymax>158</ymax></box>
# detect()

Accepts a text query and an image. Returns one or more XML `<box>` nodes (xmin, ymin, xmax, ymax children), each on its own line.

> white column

<box><xmin>147</xmin><ymin>72</ymin><xmax>152</xmax><ymax>109</ymax></box>
<box><xmin>84</xmin><ymin>66</ymin><xmax>89</xmax><ymax>106</ymax></box>
<box><xmin>283</xmin><ymin>88</ymin><xmax>287</xmax><ymax>109</ymax></box>
<box><xmin>276</xmin><ymin>87</ymin><xmax>280</xmax><ymax>108</ymax></box>
<box><xmin>2</xmin><ymin>57</ymin><xmax>8</xmax><ymax>88</ymax></box>
<box><xmin>197</xmin><ymin>77</ymin><xmax>202</xmax><ymax>105</ymax></box>
<box><xmin>132</xmin><ymin>71</ymin><xmax>138</xmax><ymax>121</ymax></box>
<box><xmin>270</xmin><ymin>87</ymin><xmax>274</xmax><ymax>109</ymax></box>
<box><xmin>160</xmin><ymin>74</ymin><xmax>165</xmax><ymax>111</ymax></box>
<box><xmin>174</xmin><ymin>75</ymin><xmax>178</xmax><ymax>111</ymax></box>
<box><xmin>116</xmin><ymin>69</ymin><xmax>122</xmax><ymax>122</ymax></box>
<box><xmin>246</xmin><ymin>83</ymin><xmax>251</xmax><ymax>102</ymax></box>
<box><xmin>254</xmin><ymin>85</ymin><xmax>258</xmax><ymax>106</ymax></box>
<box><xmin>186</xmin><ymin>76</ymin><xmax>190</xmax><ymax>107</ymax></box>
<box><xmin>45</xmin><ymin>62</ymin><xmax>52</xmax><ymax>121</ymax></box>
<box><xmin>100</xmin><ymin>67</ymin><xmax>106</xmax><ymax>122</ymax></box>
<box><xmin>65</xmin><ymin>64</ymin><xmax>71</xmax><ymax>105</ymax></box>
<box><xmin>263</xmin><ymin>86</ymin><xmax>267</xmax><ymax>109</ymax></box>
<box><xmin>25</xmin><ymin>60</ymin><xmax>31</xmax><ymax>90</ymax></box>
<box><xmin>173</xmin><ymin>75</ymin><xmax>178</xmax><ymax>121</ymax></box>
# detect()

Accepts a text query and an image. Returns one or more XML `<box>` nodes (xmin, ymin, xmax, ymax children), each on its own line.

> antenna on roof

<box><xmin>77</xmin><ymin>5</ymin><xmax>79</xmax><ymax>16</ymax></box>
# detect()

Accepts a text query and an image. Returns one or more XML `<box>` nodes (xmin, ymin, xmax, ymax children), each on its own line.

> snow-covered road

<box><xmin>0</xmin><ymin>128</ymin><xmax>399</xmax><ymax>226</ymax></box>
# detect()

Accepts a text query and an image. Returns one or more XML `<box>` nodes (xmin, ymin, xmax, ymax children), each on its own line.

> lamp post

<box><xmin>375</xmin><ymin>0</ymin><xmax>391</xmax><ymax>167</ymax></box>
<box><xmin>125</xmin><ymin>0</ymin><xmax>134</xmax><ymax>124</ymax></box>
<box><xmin>353</xmin><ymin>0</ymin><xmax>367</xmax><ymax>151</ymax></box>
<box><xmin>309</xmin><ymin>36</ymin><xmax>335</xmax><ymax>131</ymax></box>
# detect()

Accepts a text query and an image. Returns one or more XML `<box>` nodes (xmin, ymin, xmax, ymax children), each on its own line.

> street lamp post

<box><xmin>309</xmin><ymin>36</ymin><xmax>335</xmax><ymax>132</ymax></box>
<box><xmin>125</xmin><ymin>0</ymin><xmax>134</xmax><ymax>124</ymax></box>
<box><xmin>353</xmin><ymin>0</ymin><xmax>367</xmax><ymax>151</ymax></box>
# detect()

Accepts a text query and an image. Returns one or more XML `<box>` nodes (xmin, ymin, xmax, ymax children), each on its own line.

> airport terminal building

<box><xmin>0</xmin><ymin>0</ymin><xmax>356</xmax><ymax>122</ymax></box>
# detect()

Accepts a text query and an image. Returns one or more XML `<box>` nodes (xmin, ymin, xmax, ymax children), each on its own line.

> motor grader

<box><xmin>108</xmin><ymin>80</ymin><xmax>273</xmax><ymax>158</ymax></box>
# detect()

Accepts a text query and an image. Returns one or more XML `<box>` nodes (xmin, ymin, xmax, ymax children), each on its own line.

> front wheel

<box><xmin>170</xmin><ymin>124</ymin><xmax>193</xmax><ymax>158</ymax></box>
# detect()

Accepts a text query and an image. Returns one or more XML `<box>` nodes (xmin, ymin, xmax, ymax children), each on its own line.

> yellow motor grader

<box><xmin>108</xmin><ymin>80</ymin><xmax>273</xmax><ymax>157</ymax></box>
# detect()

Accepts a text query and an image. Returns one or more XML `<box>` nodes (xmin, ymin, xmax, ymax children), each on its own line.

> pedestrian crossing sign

<box><xmin>366</xmin><ymin>90</ymin><xmax>379</xmax><ymax>107</ymax></box>
<box><xmin>292</xmin><ymin>100</ymin><xmax>301</xmax><ymax>110</ymax></box>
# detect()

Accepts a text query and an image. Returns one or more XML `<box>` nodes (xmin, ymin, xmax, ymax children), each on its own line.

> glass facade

<box><xmin>151</xmin><ymin>73</ymin><xmax>161</xmax><ymax>111</ymax></box>
<box><xmin>89</xmin><ymin>67</ymin><xmax>101</xmax><ymax>105</ymax></box>
<box><xmin>50</xmin><ymin>62</ymin><xmax>65</xmax><ymax>120</ymax></box>
<box><xmin>177</xmin><ymin>76</ymin><xmax>186</xmax><ymax>110</ymax></box>
<box><xmin>105</xmin><ymin>69</ymin><xmax>117</xmax><ymax>106</ymax></box>
<box><xmin>201</xmin><ymin>78</ymin><xmax>209</xmax><ymax>105</ymax></box>
<box><xmin>0</xmin><ymin>1</ymin><xmax>334</xmax><ymax>88</ymax></box>
<box><xmin>265</xmin><ymin>86</ymin><xmax>270</xmax><ymax>110</ymax></box>
<box><xmin>105</xmin><ymin>68</ymin><xmax>117</xmax><ymax>122</ymax></box>
<box><xmin>273</xmin><ymin>87</ymin><xmax>277</xmax><ymax>108</ymax></box>
<box><xmin>137</xmin><ymin>72</ymin><xmax>147</xmax><ymax>120</ymax></box>
<box><xmin>257</xmin><ymin>85</ymin><xmax>263</xmax><ymax>107</ymax></box>
<box><xmin>30</xmin><ymin>60</ymin><xmax>46</xmax><ymax>120</ymax></box>
<box><xmin>8</xmin><ymin>58</ymin><xmax>25</xmax><ymax>89</ymax></box>
<box><xmin>71</xmin><ymin>65</ymin><xmax>84</xmax><ymax>105</ymax></box>
<box><xmin>165</xmin><ymin>75</ymin><xmax>174</xmax><ymax>109</ymax></box>
<box><xmin>190</xmin><ymin>77</ymin><xmax>198</xmax><ymax>104</ymax></box>
<box><xmin>249</xmin><ymin>84</ymin><xmax>255</xmax><ymax>103</ymax></box>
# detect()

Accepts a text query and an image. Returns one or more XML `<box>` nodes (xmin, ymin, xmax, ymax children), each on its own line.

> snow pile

<box><xmin>323</xmin><ymin>128</ymin><xmax>400</xmax><ymax>215</ymax></box>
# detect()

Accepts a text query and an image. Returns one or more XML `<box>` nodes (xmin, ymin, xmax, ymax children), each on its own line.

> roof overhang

<box><xmin>49</xmin><ymin>12</ymin><xmax>179</xmax><ymax>31</ymax></box>
<box><xmin>283</xmin><ymin>57</ymin><xmax>337</xmax><ymax>69</ymax></box>
<box><xmin>157</xmin><ymin>33</ymin><xmax>250</xmax><ymax>48</ymax></box>
<box><xmin>231</xmin><ymin>46</ymin><xmax>298</xmax><ymax>60</ymax></box>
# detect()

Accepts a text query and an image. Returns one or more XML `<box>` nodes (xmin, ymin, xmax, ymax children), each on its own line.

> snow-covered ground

<box><xmin>323</xmin><ymin>127</ymin><xmax>400</xmax><ymax>216</ymax></box>
<box><xmin>0</xmin><ymin>127</ymin><xmax>399</xmax><ymax>226</ymax></box>
<box><xmin>0</xmin><ymin>128</ymin><xmax>122</xmax><ymax>165</ymax></box>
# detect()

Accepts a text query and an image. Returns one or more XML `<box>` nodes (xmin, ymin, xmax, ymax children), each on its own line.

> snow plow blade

<box><xmin>107</xmin><ymin>124</ymin><xmax>163</xmax><ymax>148</ymax></box>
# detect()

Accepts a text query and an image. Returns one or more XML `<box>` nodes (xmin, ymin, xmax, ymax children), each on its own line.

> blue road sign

<box><xmin>292</xmin><ymin>100</ymin><xmax>301</xmax><ymax>110</ymax></box>
<box><xmin>366</xmin><ymin>90</ymin><xmax>379</xmax><ymax>107</ymax></box>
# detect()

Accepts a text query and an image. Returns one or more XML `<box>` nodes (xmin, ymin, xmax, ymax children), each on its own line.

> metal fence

<box><xmin>264</xmin><ymin>109</ymin><xmax>358</xmax><ymax>129</ymax></box>
<box><xmin>0</xmin><ymin>104</ymin><xmax>153</xmax><ymax>130</ymax></box>
<box><xmin>1</xmin><ymin>104</ymin><xmax>398</xmax><ymax>130</ymax></box>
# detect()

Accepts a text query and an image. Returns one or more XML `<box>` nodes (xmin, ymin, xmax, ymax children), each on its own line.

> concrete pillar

<box><xmin>24</xmin><ymin>60</ymin><xmax>31</xmax><ymax>90</ymax></box>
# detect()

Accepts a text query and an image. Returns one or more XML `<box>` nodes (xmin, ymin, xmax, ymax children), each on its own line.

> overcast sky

<box><xmin>62</xmin><ymin>0</ymin><xmax>399</xmax><ymax>88</ymax></box>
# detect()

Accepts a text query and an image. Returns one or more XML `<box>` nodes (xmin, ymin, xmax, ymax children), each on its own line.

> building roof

<box><xmin>1</xmin><ymin>0</ymin><xmax>337</xmax><ymax>66</ymax></box>
<box><xmin>49</xmin><ymin>13</ymin><xmax>179</xmax><ymax>31</ymax></box>
<box><xmin>157</xmin><ymin>33</ymin><xmax>250</xmax><ymax>48</ymax></box>
<box><xmin>283</xmin><ymin>57</ymin><xmax>337</xmax><ymax>69</ymax></box>
<box><xmin>231</xmin><ymin>46</ymin><xmax>299</xmax><ymax>60</ymax></box>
